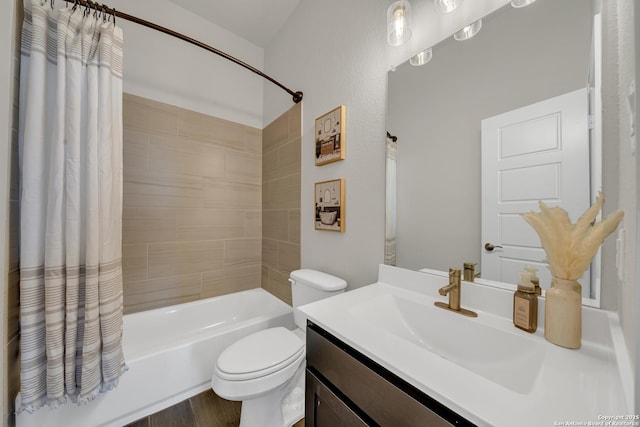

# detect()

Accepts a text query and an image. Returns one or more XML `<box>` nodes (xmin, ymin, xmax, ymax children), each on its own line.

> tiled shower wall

<box><xmin>4</xmin><ymin>90</ymin><xmax>302</xmax><ymax>418</ymax></box>
<box><xmin>261</xmin><ymin>104</ymin><xmax>302</xmax><ymax>304</ymax></box>
<box><xmin>122</xmin><ymin>94</ymin><xmax>263</xmax><ymax>313</ymax></box>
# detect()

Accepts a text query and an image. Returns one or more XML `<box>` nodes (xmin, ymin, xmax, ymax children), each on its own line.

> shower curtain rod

<box><xmin>61</xmin><ymin>0</ymin><xmax>304</xmax><ymax>104</ymax></box>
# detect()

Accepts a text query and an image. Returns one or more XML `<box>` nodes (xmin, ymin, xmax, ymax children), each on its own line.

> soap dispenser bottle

<box><xmin>524</xmin><ymin>266</ymin><xmax>542</xmax><ymax>296</ymax></box>
<box><xmin>513</xmin><ymin>271</ymin><xmax>538</xmax><ymax>333</ymax></box>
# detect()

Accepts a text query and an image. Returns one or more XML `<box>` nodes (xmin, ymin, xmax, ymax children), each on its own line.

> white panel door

<box><xmin>481</xmin><ymin>88</ymin><xmax>591</xmax><ymax>294</ymax></box>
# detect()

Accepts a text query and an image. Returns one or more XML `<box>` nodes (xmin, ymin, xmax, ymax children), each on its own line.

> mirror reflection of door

<box><xmin>481</xmin><ymin>88</ymin><xmax>591</xmax><ymax>296</ymax></box>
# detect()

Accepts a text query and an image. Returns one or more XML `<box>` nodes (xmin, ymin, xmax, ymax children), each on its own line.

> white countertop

<box><xmin>298</xmin><ymin>265</ymin><xmax>631</xmax><ymax>427</ymax></box>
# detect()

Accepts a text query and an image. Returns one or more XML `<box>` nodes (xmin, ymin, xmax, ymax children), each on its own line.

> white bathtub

<box><xmin>16</xmin><ymin>288</ymin><xmax>294</xmax><ymax>427</ymax></box>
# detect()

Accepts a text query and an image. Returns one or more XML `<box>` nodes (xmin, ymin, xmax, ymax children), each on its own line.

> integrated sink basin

<box><xmin>298</xmin><ymin>265</ymin><xmax>630</xmax><ymax>427</ymax></box>
<box><xmin>348</xmin><ymin>292</ymin><xmax>546</xmax><ymax>394</ymax></box>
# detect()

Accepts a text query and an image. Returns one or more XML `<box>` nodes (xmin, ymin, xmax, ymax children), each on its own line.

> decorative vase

<box><xmin>544</xmin><ymin>278</ymin><xmax>582</xmax><ymax>349</ymax></box>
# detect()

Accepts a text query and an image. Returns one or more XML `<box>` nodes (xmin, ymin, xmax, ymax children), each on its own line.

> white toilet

<box><xmin>211</xmin><ymin>269</ymin><xmax>347</xmax><ymax>427</ymax></box>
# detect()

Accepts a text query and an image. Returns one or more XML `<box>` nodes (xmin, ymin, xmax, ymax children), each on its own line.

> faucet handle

<box><xmin>463</xmin><ymin>262</ymin><xmax>478</xmax><ymax>282</ymax></box>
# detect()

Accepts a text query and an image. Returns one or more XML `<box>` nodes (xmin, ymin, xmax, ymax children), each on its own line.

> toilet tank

<box><xmin>289</xmin><ymin>269</ymin><xmax>347</xmax><ymax>330</ymax></box>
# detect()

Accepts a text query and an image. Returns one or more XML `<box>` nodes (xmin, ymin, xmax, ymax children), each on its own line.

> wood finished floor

<box><xmin>125</xmin><ymin>389</ymin><xmax>304</xmax><ymax>427</ymax></box>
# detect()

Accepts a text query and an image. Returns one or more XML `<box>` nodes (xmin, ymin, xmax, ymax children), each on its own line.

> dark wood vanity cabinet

<box><xmin>305</xmin><ymin>322</ymin><xmax>477</xmax><ymax>427</ymax></box>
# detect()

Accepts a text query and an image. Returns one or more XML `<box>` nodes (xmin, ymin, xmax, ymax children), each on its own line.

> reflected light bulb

<box><xmin>511</xmin><ymin>0</ymin><xmax>537</xmax><ymax>8</ymax></box>
<box><xmin>409</xmin><ymin>48</ymin><xmax>433</xmax><ymax>66</ymax></box>
<box><xmin>434</xmin><ymin>0</ymin><xmax>461</xmax><ymax>14</ymax></box>
<box><xmin>453</xmin><ymin>19</ymin><xmax>482</xmax><ymax>41</ymax></box>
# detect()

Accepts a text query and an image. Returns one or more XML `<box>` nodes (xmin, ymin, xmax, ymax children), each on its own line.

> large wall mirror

<box><xmin>386</xmin><ymin>0</ymin><xmax>608</xmax><ymax>306</ymax></box>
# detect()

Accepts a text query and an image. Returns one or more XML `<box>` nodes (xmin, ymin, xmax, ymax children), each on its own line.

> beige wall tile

<box><xmin>263</xmin><ymin>149</ymin><xmax>278</xmax><ymax>182</ymax></box>
<box><xmin>262</xmin><ymin>104</ymin><xmax>301</xmax><ymax>297</ymax></box>
<box><xmin>124</xmin><ymin>273</ymin><xmax>202</xmax><ymax>314</ymax></box>
<box><xmin>289</xmin><ymin>103</ymin><xmax>302</xmax><ymax>142</ymax></box>
<box><xmin>123</xmin><ymin>129</ymin><xmax>150</xmax><ymax>172</ymax></box>
<box><xmin>203</xmin><ymin>179</ymin><xmax>260</xmax><ymax>209</ymax></box>
<box><xmin>263</xmin><ymin>210</ymin><xmax>289</xmax><ymax>241</ymax></box>
<box><xmin>123</xmin><ymin>207</ymin><xmax>177</xmax><ymax>244</ymax></box>
<box><xmin>122</xmin><ymin>244</ymin><xmax>148</xmax><ymax>283</ymax></box>
<box><xmin>245</xmin><ymin>127</ymin><xmax>262</xmax><ymax>155</ymax></box>
<box><xmin>224</xmin><ymin>238</ymin><xmax>261</xmax><ymax>268</ymax></box>
<box><xmin>177</xmin><ymin>109</ymin><xmax>245</xmax><ymax>150</ymax></box>
<box><xmin>119</xmin><ymin>94</ymin><xmax>267</xmax><ymax>313</ymax></box>
<box><xmin>263</xmin><ymin>268</ymin><xmax>292</xmax><ymax>305</ymax></box>
<box><xmin>263</xmin><ymin>111</ymin><xmax>288</xmax><ymax>153</ymax></box>
<box><xmin>123</xmin><ymin>94</ymin><xmax>178</xmax><ymax>135</ymax></box>
<box><xmin>177</xmin><ymin>208</ymin><xmax>244</xmax><ymax>241</ymax></box>
<box><xmin>264</xmin><ymin>173</ymin><xmax>300</xmax><ymax>210</ymax></box>
<box><xmin>125</xmin><ymin>168</ymin><xmax>204</xmax><ymax>189</ymax></box>
<box><xmin>262</xmin><ymin>238</ymin><xmax>278</xmax><ymax>269</ymax></box>
<box><xmin>277</xmin><ymin>137</ymin><xmax>301</xmax><ymax>179</ymax></box>
<box><xmin>261</xmin><ymin>266</ymin><xmax>269</xmax><ymax>290</ymax></box>
<box><xmin>278</xmin><ymin>242</ymin><xmax>301</xmax><ymax>273</ymax></box>
<box><xmin>244</xmin><ymin>210</ymin><xmax>262</xmax><ymax>238</ymax></box>
<box><xmin>148</xmin><ymin>241</ymin><xmax>224</xmax><ymax>278</ymax></box>
<box><xmin>124</xmin><ymin>175</ymin><xmax>203</xmax><ymax>208</ymax></box>
<box><xmin>202</xmin><ymin>266</ymin><xmax>260</xmax><ymax>298</ymax></box>
<box><xmin>225</xmin><ymin>150</ymin><xmax>261</xmax><ymax>184</ymax></box>
<box><xmin>288</xmin><ymin>209</ymin><xmax>301</xmax><ymax>244</ymax></box>
<box><xmin>149</xmin><ymin>135</ymin><xmax>225</xmax><ymax>179</ymax></box>
<box><xmin>262</xmin><ymin>181</ymin><xmax>270</xmax><ymax>209</ymax></box>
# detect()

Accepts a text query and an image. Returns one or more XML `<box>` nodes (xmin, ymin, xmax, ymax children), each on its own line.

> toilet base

<box><xmin>238</xmin><ymin>362</ymin><xmax>305</xmax><ymax>427</ymax></box>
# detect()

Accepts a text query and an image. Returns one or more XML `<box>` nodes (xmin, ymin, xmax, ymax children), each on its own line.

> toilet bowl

<box><xmin>211</xmin><ymin>269</ymin><xmax>347</xmax><ymax>427</ymax></box>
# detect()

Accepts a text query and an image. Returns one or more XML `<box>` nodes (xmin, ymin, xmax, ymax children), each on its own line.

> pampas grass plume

<box><xmin>522</xmin><ymin>192</ymin><xmax>623</xmax><ymax>280</ymax></box>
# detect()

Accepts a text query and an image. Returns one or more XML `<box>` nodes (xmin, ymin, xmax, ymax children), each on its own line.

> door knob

<box><xmin>484</xmin><ymin>243</ymin><xmax>503</xmax><ymax>251</ymax></box>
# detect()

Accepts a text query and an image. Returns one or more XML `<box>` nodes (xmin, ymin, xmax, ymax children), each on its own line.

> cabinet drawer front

<box><xmin>306</xmin><ymin>324</ymin><xmax>476</xmax><ymax>427</ymax></box>
<box><xmin>306</xmin><ymin>370</ymin><xmax>369</xmax><ymax>427</ymax></box>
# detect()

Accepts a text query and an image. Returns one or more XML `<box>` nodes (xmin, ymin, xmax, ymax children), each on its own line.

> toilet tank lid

<box><xmin>290</xmin><ymin>269</ymin><xmax>347</xmax><ymax>291</ymax></box>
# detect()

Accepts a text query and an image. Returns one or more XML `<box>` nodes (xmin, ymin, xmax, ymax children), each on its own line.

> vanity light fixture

<box><xmin>453</xmin><ymin>19</ymin><xmax>482</xmax><ymax>41</ymax></box>
<box><xmin>409</xmin><ymin>48</ymin><xmax>433</xmax><ymax>66</ymax></box>
<box><xmin>387</xmin><ymin>1</ymin><xmax>412</xmax><ymax>46</ymax></box>
<box><xmin>510</xmin><ymin>0</ymin><xmax>537</xmax><ymax>8</ymax></box>
<box><xmin>433</xmin><ymin>0</ymin><xmax>461</xmax><ymax>14</ymax></box>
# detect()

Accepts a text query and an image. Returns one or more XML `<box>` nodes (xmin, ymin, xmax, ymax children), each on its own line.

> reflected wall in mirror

<box><xmin>386</xmin><ymin>0</ymin><xmax>604</xmax><ymax>304</ymax></box>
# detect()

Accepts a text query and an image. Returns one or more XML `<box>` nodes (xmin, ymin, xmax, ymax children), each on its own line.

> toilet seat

<box><xmin>216</xmin><ymin>327</ymin><xmax>304</xmax><ymax>381</ymax></box>
<box><xmin>212</xmin><ymin>327</ymin><xmax>306</xmax><ymax>402</ymax></box>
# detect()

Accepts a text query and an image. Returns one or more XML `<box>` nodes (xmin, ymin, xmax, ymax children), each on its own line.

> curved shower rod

<box><xmin>62</xmin><ymin>0</ymin><xmax>304</xmax><ymax>104</ymax></box>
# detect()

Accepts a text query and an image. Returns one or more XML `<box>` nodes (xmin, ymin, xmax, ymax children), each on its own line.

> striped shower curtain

<box><xmin>385</xmin><ymin>134</ymin><xmax>397</xmax><ymax>266</ymax></box>
<box><xmin>18</xmin><ymin>0</ymin><xmax>126</xmax><ymax>411</ymax></box>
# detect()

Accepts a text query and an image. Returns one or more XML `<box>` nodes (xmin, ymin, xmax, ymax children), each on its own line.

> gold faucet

<box><xmin>435</xmin><ymin>268</ymin><xmax>478</xmax><ymax>317</ymax></box>
<box><xmin>463</xmin><ymin>262</ymin><xmax>480</xmax><ymax>282</ymax></box>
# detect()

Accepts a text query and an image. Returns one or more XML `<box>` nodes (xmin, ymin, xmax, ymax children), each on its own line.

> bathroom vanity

<box><xmin>305</xmin><ymin>322</ymin><xmax>475</xmax><ymax>426</ymax></box>
<box><xmin>298</xmin><ymin>265</ymin><xmax>632</xmax><ymax>427</ymax></box>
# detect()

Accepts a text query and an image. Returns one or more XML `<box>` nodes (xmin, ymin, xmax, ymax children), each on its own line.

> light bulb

<box><xmin>387</xmin><ymin>1</ymin><xmax>412</xmax><ymax>46</ymax></box>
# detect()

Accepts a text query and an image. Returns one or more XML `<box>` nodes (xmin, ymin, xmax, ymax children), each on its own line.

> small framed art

<box><xmin>315</xmin><ymin>105</ymin><xmax>345</xmax><ymax>166</ymax></box>
<box><xmin>314</xmin><ymin>178</ymin><xmax>345</xmax><ymax>232</ymax></box>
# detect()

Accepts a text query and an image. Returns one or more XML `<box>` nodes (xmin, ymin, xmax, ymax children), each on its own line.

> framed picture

<box><xmin>315</xmin><ymin>106</ymin><xmax>346</xmax><ymax>166</ymax></box>
<box><xmin>314</xmin><ymin>179</ymin><xmax>345</xmax><ymax>232</ymax></box>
